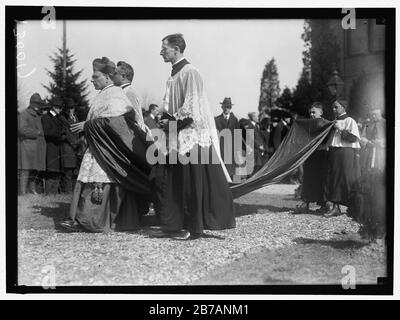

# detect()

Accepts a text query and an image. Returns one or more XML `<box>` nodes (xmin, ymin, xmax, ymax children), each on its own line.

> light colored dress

<box><xmin>77</xmin><ymin>84</ymin><xmax>133</xmax><ymax>183</ymax></box>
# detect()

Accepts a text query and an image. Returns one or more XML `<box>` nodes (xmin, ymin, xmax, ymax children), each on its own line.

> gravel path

<box><xmin>18</xmin><ymin>185</ymin><xmax>365</xmax><ymax>286</ymax></box>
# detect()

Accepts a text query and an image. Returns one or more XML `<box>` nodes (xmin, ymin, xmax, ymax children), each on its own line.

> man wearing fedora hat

<box><xmin>42</xmin><ymin>97</ymin><xmax>65</xmax><ymax>194</ymax></box>
<box><xmin>18</xmin><ymin>93</ymin><xmax>49</xmax><ymax>195</ymax></box>
<box><xmin>214</xmin><ymin>97</ymin><xmax>240</xmax><ymax>178</ymax></box>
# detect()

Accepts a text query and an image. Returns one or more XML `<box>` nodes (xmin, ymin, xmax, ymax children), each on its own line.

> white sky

<box><xmin>17</xmin><ymin>19</ymin><xmax>305</xmax><ymax>118</ymax></box>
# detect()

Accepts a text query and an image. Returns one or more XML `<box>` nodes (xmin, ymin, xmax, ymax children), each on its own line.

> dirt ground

<box><xmin>17</xmin><ymin>184</ymin><xmax>387</xmax><ymax>287</ymax></box>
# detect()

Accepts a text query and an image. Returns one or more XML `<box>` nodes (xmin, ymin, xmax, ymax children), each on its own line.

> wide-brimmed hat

<box><xmin>220</xmin><ymin>97</ymin><xmax>234</xmax><ymax>108</ymax></box>
<box><xmin>29</xmin><ymin>93</ymin><xmax>48</xmax><ymax>109</ymax></box>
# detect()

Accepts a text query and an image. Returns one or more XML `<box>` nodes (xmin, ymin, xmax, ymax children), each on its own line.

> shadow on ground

<box><xmin>234</xmin><ymin>203</ymin><xmax>293</xmax><ymax>217</ymax></box>
<box><xmin>32</xmin><ymin>202</ymin><xmax>70</xmax><ymax>231</ymax></box>
<box><xmin>293</xmin><ymin>237</ymin><xmax>369</xmax><ymax>249</ymax></box>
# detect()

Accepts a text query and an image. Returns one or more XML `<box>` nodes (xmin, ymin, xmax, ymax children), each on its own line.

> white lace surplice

<box><xmin>77</xmin><ymin>86</ymin><xmax>133</xmax><ymax>183</ymax></box>
<box><xmin>163</xmin><ymin>64</ymin><xmax>232</xmax><ymax>182</ymax></box>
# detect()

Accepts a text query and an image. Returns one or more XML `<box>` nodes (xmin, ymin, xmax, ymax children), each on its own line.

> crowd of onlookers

<box><xmin>18</xmin><ymin>94</ymin><xmax>85</xmax><ymax>195</ymax></box>
<box><xmin>214</xmin><ymin>97</ymin><xmax>297</xmax><ymax>181</ymax></box>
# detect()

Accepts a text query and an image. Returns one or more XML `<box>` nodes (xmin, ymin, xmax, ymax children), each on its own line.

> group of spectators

<box><xmin>18</xmin><ymin>94</ymin><xmax>85</xmax><ymax>195</ymax></box>
<box><xmin>214</xmin><ymin>97</ymin><xmax>294</xmax><ymax>179</ymax></box>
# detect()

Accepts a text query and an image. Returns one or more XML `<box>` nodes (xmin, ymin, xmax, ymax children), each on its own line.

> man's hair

<box><xmin>162</xmin><ymin>33</ymin><xmax>186</xmax><ymax>53</ymax></box>
<box><xmin>310</xmin><ymin>101</ymin><xmax>324</xmax><ymax>111</ymax></box>
<box><xmin>117</xmin><ymin>61</ymin><xmax>134</xmax><ymax>81</ymax></box>
<box><xmin>148</xmin><ymin>104</ymin><xmax>159</xmax><ymax>112</ymax></box>
<box><xmin>334</xmin><ymin>99</ymin><xmax>348</xmax><ymax>110</ymax></box>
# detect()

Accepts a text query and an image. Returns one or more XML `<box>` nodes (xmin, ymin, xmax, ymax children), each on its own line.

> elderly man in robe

<box><xmin>60</xmin><ymin>57</ymin><xmax>147</xmax><ymax>232</ymax></box>
<box><xmin>150</xmin><ymin>33</ymin><xmax>235</xmax><ymax>240</ymax></box>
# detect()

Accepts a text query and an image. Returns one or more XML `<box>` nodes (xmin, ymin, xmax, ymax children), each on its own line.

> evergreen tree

<box><xmin>291</xmin><ymin>20</ymin><xmax>313</xmax><ymax>117</ymax></box>
<box><xmin>258</xmin><ymin>57</ymin><xmax>280</xmax><ymax>112</ymax></box>
<box><xmin>276</xmin><ymin>87</ymin><xmax>293</xmax><ymax>112</ymax></box>
<box><xmin>292</xmin><ymin>69</ymin><xmax>313</xmax><ymax>117</ymax></box>
<box><xmin>43</xmin><ymin>48</ymin><xmax>90</xmax><ymax>120</ymax></box>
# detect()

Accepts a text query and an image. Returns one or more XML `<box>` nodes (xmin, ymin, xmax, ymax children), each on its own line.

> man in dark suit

<box><xmin>59</xmin><ymin>98</ymin><xmax>80</xmax><ymax>193</ymax></box>
<box><xmin>144</xmin><ymin>104</ymin><xmax>160</xmax><ymax>129</ymax></box>
<box><xmin>214</xmin><ymin>97</ymin><xmax>240</xmax><ymax>178</ymax></box>
<box><xmin>41</xmin><ymin>98</ymin><xmax>64</xmax><ymax>194</ymax></box>
<box><xmin>247</xmin><ymin>112</ymin><xmax>266</xmax><ymax>173</ymax></box>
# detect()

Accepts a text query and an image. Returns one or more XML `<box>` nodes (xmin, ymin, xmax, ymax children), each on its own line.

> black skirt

<box><xmin>151</xmin><ymin>145</ymin><xmax>236</xmax><ymax>234</ymax></box>
<box><xmin>301</xmin><ymin>150</ymin><xmax>328</xmax><ymax>204</ymax></box>
<box><xmin>325</xmin><ymin>147</ymin><xmax>361</xmax><ymax>206</ymax></box>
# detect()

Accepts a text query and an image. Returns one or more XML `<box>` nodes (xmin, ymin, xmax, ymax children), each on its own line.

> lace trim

<box><xmin>171</xmin><ymin>93</ymin><xmax>213</xmax><ymax>154</ymax></box>
<box><xmin>77</xmin><ymin>149</ymin><xmax>114</xmax><ymax>183</ymax></box>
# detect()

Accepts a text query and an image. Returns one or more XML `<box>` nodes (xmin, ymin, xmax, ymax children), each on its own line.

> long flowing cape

<box><xmin>84</xmin><ymin>111</ymin><xmax>153</xmax><ymax>196</ymax></box>
<box><xmin>83</xmin><ymin>112</ymin><xmax>334</xmax><ymax>199</ymax></box>
<box><xmin>230</xmin><ymin>118</ymin><xmax>333</xmax><ymax>198</ymax></box>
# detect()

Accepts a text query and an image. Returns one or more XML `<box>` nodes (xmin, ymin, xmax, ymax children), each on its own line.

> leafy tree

<box><xmin>43</xmin><ymin>48</ymin><xmax>90</xmax><ymax>120</ymax></box>
<box><xmin>258</xmin><ymin>57</ymin><xmax>280</xmax><ymax>112</ymax></box>
<box><xmin>292</xmin><ymin>19</ymin><xmax>341</xmax><ymax>119</ymax></box>
<box><xmin>309</xmin><ymin>19</ymin><xmax>341</xmax><ymax>119</ymax></box>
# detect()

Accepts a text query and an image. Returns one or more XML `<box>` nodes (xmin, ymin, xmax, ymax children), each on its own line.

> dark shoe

<box><xmin>293</xmin><ymin>202</ymin><xmax>308</xmax><ymax>215</ymax></box>
<box><xmin>147</xmin><ymin>228</ymin><xmax>175</xmax><ymax>238</ymax></box>
<box><xmin>324</xmin><ymin>206</ymin><xmax>342</xmax><ymax>218</ymax></box>
<box><xmin>59</xmin><ymin>219</ymin><xmax>84</xmax><ymax>232</ymax></box>
<box><xmin>315</xmin><ymin>205</ymin><xmax>329</xmax><ymax>214</ymax></box>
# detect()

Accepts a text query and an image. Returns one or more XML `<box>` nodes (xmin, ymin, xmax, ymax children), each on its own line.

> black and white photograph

<box><xmin>4</xmin><ymin>2</ymin><xmax>397</xmax><ymax>298</ymax></box>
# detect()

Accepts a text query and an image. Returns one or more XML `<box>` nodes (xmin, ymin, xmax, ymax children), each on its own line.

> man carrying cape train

<box><xmin>149</xmin><ymin>33</ymin><xmax>236</xmax><ymax>240</ymax></box>
<box><xmin>60</xmin><ymin>57</ymin><xmax>148</xmax><ymax>232</ymax></box>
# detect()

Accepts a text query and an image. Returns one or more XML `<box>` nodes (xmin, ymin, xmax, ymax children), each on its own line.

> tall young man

<box><xmin>152</xmin><ymin>33</ymin><xmax>235</xmax><ymax>240</ymax></box>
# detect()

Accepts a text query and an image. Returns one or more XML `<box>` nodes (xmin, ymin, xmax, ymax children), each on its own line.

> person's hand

<box><xmin>70</xmin><ymin>121</ymin><xmax>85</xmax><ymax>134</ymax></box>
<box><xmin>159</xmin><ymin>119</ymin><xmax>169</xmax><ymax>128</ymax></box>
<box><xmin>333</xmin><ymin>121</ymin><xmax>341</xmax><ymax>130</ymax></box>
